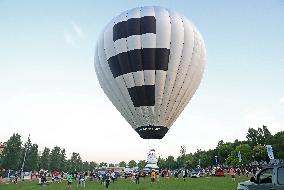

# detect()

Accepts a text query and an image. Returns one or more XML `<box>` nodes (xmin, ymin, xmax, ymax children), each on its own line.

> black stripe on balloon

<box><xmin>113</xmin><ymin>16</ymin><xmax>156</xmax><ymax>41</ymax></box>
<box><xmin>127</xmin><ymin>85</ymin><xmax>155</xmax><ymax>107</ymax></box>
<box><xmin>135</xmin><ymin>126</ymin><xmax>168</xmax><ymax>139</ymax></box>
<box><xmin>107</xmin><ymin>48</ymin><xmax>170</xmax><ymax>78</ymax></box>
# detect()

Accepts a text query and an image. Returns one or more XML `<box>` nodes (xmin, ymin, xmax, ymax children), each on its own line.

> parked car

<box><xmin>190</xmin><ymin>170</ymin><xmax>201</xmax><ymax>178</ymax></box>
<box><xmin>215</xmin><ymin>168</ymin><xmax>225</xmax><ymax>177</ymax></box>
<box><xmin>237</xmin><ymin>160</ymin><xmax>284</xmax><ymax>190</ymax></box>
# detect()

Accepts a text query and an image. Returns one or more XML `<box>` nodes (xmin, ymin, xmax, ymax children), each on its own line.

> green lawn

<box><xmin>0</xmin><ymin>176</ymin><xmax>248</xmax><ymax>190</ymax></box>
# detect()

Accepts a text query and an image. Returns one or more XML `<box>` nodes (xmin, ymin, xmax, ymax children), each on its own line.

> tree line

<box><xmin>0</xmin><ymin>134</ymin><xmax>147</xmax><ymax>172</ymax></box>
<box><xmin>0</xmin><ymin>125</ymin><xmax>283</xmax><ymax>172</ymax></box>
<box><xmin>160</xmin><ymin>125</ymin><xmax>284</xmax><ymax>169</ymax></box>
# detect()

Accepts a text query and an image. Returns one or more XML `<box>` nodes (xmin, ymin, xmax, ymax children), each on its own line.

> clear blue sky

<box><xmin>0</xmin><ymin>0</ymin><xmax>283</xmax><ymax>163</ymax></box>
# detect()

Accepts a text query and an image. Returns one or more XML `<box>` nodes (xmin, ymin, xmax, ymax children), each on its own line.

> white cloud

<box><xmin>280</xmin><ymin>97</ymin><xmax>284</xmax><ymax>104</ymax></box>
<box><xmin>63</xmin><ymin>22</ymin><xmax>85</xmax><ymax>46</ymax></box>
<box><xmin>72</xmin><ymin>22</ymin><xmax>85</xmax><ymax>39</ymax></box>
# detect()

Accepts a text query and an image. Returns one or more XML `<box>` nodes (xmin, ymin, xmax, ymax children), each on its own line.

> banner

<box><xmin>238</xmin><ymin>151</ymin><xmax>242</xmax><ymax>163</ymax></box>
<box><xmin>266</xmin><ymin>145</ymin><xmax>274</xmax><ymax>160</ymax></box>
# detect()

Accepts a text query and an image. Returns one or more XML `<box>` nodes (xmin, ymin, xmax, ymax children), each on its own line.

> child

<box><xmin>67</xmin><ymin>174</ymin><xmax>73</xmax><ymax>190</ymax></box>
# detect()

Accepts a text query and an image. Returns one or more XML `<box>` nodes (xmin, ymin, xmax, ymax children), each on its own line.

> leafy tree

<box><xmin>109</xmin><ymin>163</ymin><xmax>115</xmax><ymax>167</ymax></box>
<box><xmin>191</xmin><ymin>149</ymin><xmax>214</xmax><ymax>168</ymax></box>
<box><xmin>178</xmin><ymin>145</ymin><xmax>186</xmax><ymax>167</ymax></box>
<box><xmin>65</xmin><ymin>159</ymin><xmax>71</xmax><ymax>172</ymax></box>
<box><xmin>184</xmin><ymin>153</ymin><xmax>194</xmax><ymax>169</ymax></box>
<box><xmin>216</xmin><ymin>142</ymin><xmax>234</xmax><ymax>165</ymax></box>
<box><xmin>165</xmin><ymin>156</ymin><xmax>176</xmax><ymax>170</ymax></box>
<box><xmin>1</xmin><ymin>133</ymin><xmax>22</xmax><ymax>170</ymax></box>
<box><xmin>49</xmin><ymin>146</ymin><xmax>61</xmax><ymax>171</ymax></box>
<box><xmin>202</xmin><ymin>149</ymin><xmax>215</xmax><ymax>167</ymax></box>
<box><xmin>217</xmin><ymin>140</ymin><xmax>224</xmax><ymax>147</ymax></box>
<box><xmin>70</xmin><ymin>152</ymin><xmax>82</xmax><ymax>171</ymax></box>
<box><xmin>24</xmin><ymin>143</ymin><xmax>39</xmax><ymax>171</ymax></box>
<box><xmin>137</xmin><ymin>160</ymin><xmax>146</xmax><ymax>169</ymax></box>
<box><xmin>246</xmin><ymin>126</ymin><xmax>272</xmax><ymax>147</ymax></box>
<box><xmin>262</xmin><ymin>126</ymin><xmax>272</xmax><ymax>145</ymax></box>
<box><xmin>191</xmin><ymin>149</ymin><xmax>202</xmax><ymax>167</ymax></box>
<box><xmin>83</xmin><ymin>161</ymin><xmax>90</xmax><ymax>171</ymax></box>
<box><xmin>39</xmin><ymin>147</ymin><xmax>50</xmax><ymax>170</ymax></box>
<box><xmin>128</xmin><ymin>160</ymin><xmax>137</xmax><ymax>168</ymax></box>
<box><xmin>176</xmin><ymin>156</ymin><xmax>183</xmax><ymax>168</ymax></box>
<box><xmin>226</xmin><ymin>144</ymin><xmax>252</xmax><ymax>166</ymax></box>
<box><xmin>252</xmin><ymin>144</ymin><xmax>268</xmax><ymax>162</ymax></box>
<box><xmin>232</xmin><ymin>139</ymin><xmax>245</xmax><ymax>148</ymax></box>
<box><xmin>59</xmin><ymin>149</ymin><xmax>66</xmax><ymax>171</ymax></box>
<box><xmin>99</xmin><ymin>162</ymin><xmax>107</xmax><ymax>167</ymax></box>
<box><xmin>119</xmin><ymin>161</ymin><xmax>126</xmax><ymax>167</ymax></box>
<box><xmin>89</xmin><ymin>161</ymin><xmax>98</xmax><ymax>170</ymax></box>
<box><xmin>21</xmin><ymin>135</ymin><xmax>32</xmax><ymax>171</ymax></box>
<box><xmin>246</xmin><ymin>128</ymin><xmax>259</xmax><ymax>147</ymax></box>
<box><xmin>158</xmin><ymin>157</ymin><xmax>166</xmax><ymax>169</ymax></box>
<box><xmin>180</xmin><ymin>145</ymin><xmax>186</xmax><ymax>155</ymax></box>
<box><xmin>270</xmin><ymin>131</ymin><xmax>284</xmax><ymax>159</ymax></box>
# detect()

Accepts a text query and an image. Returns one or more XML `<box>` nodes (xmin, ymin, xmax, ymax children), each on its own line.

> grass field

<box><xmin>0</xmin><ymin>176</ymin><xmax>248</xmax><ymax>190</ymax></box>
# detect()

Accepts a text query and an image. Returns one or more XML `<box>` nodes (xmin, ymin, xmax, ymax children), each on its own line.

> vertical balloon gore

<box><xmin>94</xmin><ymin>6</ymin><xmax>205</xmax><ymax>139</ymax></box>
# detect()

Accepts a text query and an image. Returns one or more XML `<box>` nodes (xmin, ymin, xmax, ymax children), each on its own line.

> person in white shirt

<box><xmin>111</xmin><ymin>171</ymin><xmax>116</xmax><ymax>183</ymax></box>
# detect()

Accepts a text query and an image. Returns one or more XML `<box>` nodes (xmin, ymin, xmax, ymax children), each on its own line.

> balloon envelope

<box><xmin>94</xmin><ymin>6</ymin><xmax>205</xmax><ymax>139</ymax></box>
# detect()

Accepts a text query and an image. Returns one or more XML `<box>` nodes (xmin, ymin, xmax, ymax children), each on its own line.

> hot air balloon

<box><xmin>94</xmin><ymin>6</ymin><xmax>205</xmax><ymax>139</ymax></box>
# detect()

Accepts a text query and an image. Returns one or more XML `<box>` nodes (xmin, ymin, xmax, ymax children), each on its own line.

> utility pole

<box><xmin>21</xmin><ymin>134</ymin><xmax>30</xmax><ymax>180</ymax></box>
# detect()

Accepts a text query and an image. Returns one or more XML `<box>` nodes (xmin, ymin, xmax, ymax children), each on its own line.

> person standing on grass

<box><xmin>105</xmin><ymin>172</ymin><xmax>111</xmax><ymax>188</ymax></box>
<box><xmin>245</xmin><ymin>168</ymin><xmax>250</xmax><ymax>177</ymax></box>
<box><xmin>135</xmin><ymin>171</ymin><xmax>140</xmax><ymax>184</ymax></box>
<box><xmin>78</xmin><ymin>173</ymin><xmax>86</xmax><ymax>187</ymax></box>
<box><xmin>150</xmin><ymin>169</ymin><xmax>156</xmax><ymax>184</ymax></box>
<box><xmin>229</xmin><ymin>167</ymin><xmax>236</xmax><ymax>181</ymax></box>
<box><xmin>236</xmin><ymin>168</ymin><xmax>241</xmax><ymax>177</ymax></box>
<box><xmin>174</xmin><ymin>170</ymin><xmax>179</xmax><ymax>178</ymax></box>
<box><xmin>182</xmin><ymin>169</ymin><xmax>186</xmax><ymax>181</ymax></box>
<box><xmin>101</xmin><ymin>172</ymin><xmax>106</xmax><ymax>185</ymax></box>
<box><xmin>166</xmin><ymin>169</ymin><xmax>170</xmax><ymax>179</ymax></box>
<box><xmin>14</xmin><ymin>172</ymin><xmax>18</xmax><ymax>184</ymax></box>
<box><xmin>131</xmin><ymin>171</ymin><xmax>135</xmax><ymax>183</ymax></box>
<box><xmin>67</xmin><ymin>174</ymin><xmax>73</xmax><ymax>190</ymax></box>
<box><xmin>111</xmin><ymin>171</ymin><xmax>116</xmax><ymax>183</ymax></box>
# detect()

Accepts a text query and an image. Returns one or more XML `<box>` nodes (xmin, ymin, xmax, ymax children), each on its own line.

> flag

<box><xmin>238</xmin><ymin>151</ymin><xmax>242</xmax><ymax>163</ymax></box>
<box><xmin>266</xmin><ymin>145</ymin><xmax>274</xmax><ymax>160</ymax></box>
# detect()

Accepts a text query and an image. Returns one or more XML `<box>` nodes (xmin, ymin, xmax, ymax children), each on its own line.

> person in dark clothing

<box><xmin>105</xmin><ymin>173</ymin><xmax>111</xmax><ymax>188</ymax></box>
<box><xmin>14</xmin><ymin>172</ymin><xmax>18</xmax><ymax>184</ymax></box>
<box><xmin>135</xmin><ymin>172</ymin><xmax>140</xmax><ymax>184</ymax></box>
<box><xmin>41</xmin><ymin>175</ymin><xmax>47</xmax><ymax>186</ymax></box>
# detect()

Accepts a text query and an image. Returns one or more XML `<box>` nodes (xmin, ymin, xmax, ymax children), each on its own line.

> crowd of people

<box><xmin>228</xmin><ymin>166</ymin><xmax>260</xmax><ymax>181</ymax></box>
<box><xmin>0</xmin><ymin>168</ymin><xmax>163</xmax><ymax>188</ymax></box>
<box><xmin>35</xmin><ymin>170</ymin><xmax>118</xmax><ymax>188</ymax></box>
<box><xmin>0</xmin><ymin>165</ymin><xmax>262</xmax><ymax>188</ymax></box>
